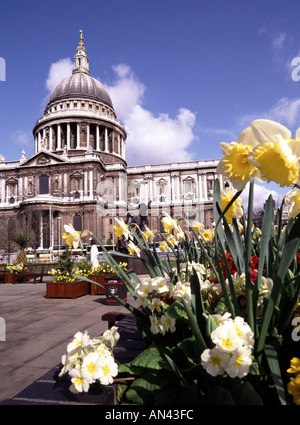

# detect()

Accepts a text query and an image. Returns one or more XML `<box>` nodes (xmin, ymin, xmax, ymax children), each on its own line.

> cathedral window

<box><xmin>73</xmin><ymin>213</ymin><xmax>82</xmax><ymax>231</ymax></box>
<box><xmin>39</xmin><ymin>175</ymin><xmax>49</xmax><ymax>194</ymax></box>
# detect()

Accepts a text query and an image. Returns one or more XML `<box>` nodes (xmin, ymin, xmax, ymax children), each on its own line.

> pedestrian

<box><xmin>90</xmin><ymin>239</ymin><xmax>99</xmax><ymax>270</ymax></box>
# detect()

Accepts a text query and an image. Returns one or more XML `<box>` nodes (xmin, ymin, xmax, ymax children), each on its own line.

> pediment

<box><xmin>19</xmin><ymin>150</ymin><xmax>68</xmax><ymax>167</ymax></box>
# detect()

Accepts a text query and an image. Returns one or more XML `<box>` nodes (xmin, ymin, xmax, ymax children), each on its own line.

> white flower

<box><xmin>151</xmin><ymin>276</ymin><xmax>170</xmax><ymax>294</ymax></box>
<box><xmin>82</xmin><ymin>352</ymin><xmax>102</xmax><ymax>381</ymax></box>
<box><xmin>69</xmin><ymin>368</ymin><xmax>92</xmax><ymax>393</ymax></box>
<box><xmin>136</xmin><ymin>279</ymin><xmax>153</xmax><ymax>297</ymax></box>
<box><xmin>150</xmin><ymin>314</ymin><xmax>160</xmax><ymax>334</ymax></box>
<box><xmin>149</xmin><ymin>297</ymin><xmax>163</xmax><ymax>313</ymax></box>
<box><xmin>203</xmin><ymin>315</ymin><xmax>254</xmax><ymax>378</ymax></box>
<box><xmin>102</xmin><ymin>326</ymin><xmax>120</xmax><ymax>348</ymax></box>
<box><xmin>173</xmin><ymin>281</ymin><xmax>191</xmax><ymax>305</ymax></box>
<box><xmin>211</xmin><ymin>321</ymin><xmax>241</xmax><ymax>353</ymax></box>
<box><xmin>160</xmin><ymin>312</ymin><xmax>176</xmax><ymax>333</ymax></box>
<box><xmin>136</xmin><ymin>294</ymin><xmax>148</xmax><ymax>307</ymax></box>
<box><xmin>225</xmin><ymin>346</ymin><xmax>253</xmax><ymax>378</ymax></box>
<box><xmin>201</xmin><ymin>347</ymin><xmax>229</xmax><ymax>377</ymax></box>
<box><xmin>232</xmin><ymin>316</ymin><xmax>254</xmax><ymax>348</ymax></box>
<box><xmin>98</xmin><ymin>356</ymin><xmax>118</xmax><ymax>386</ymax></box>
<box><xmin>67</xmin><ymin>330</ymin><xmax>90</xmax><ymax>354</ymax></box>
<box><xmin>211</xmin><ymin>312</ymin><xmax>232</xmax><ymax>326</ymax></box>
<box><xmin>259</xmin><ymin>276</ymin><xmax>273</xmax><ymax>300</ymax></box>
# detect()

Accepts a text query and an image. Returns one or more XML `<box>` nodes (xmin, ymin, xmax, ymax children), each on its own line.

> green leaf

<box><xmin>264</xmin><ymin>344</ymin><xmax>287</xmax><ymax>405</ymax></box>
<box><xmin>167</xmin><ymin>300</ymin><xmax>188</xmax><ymax>321</ymax></box>
<box><xmin>130</xmin><ymin>346</ymin><xmax>167</xmax><ymax>370</ymax></box>
<box><xmin>182</xmin><ymin>299</ymin><xmax>207</xmax><ymax>356</ymax></box>
<box><xmin>177</xmin><ymin>337</ymin><xmax>198</xmax><ymax>364</ymax></box>
<box><xmin>229</xmin><ymin>382</ymin><xmax>263</xmax><ymax>405</ymax></box>
<box><xmin>206</xmin><ymin>314</ymin><xmax>217</xmax><ymax>337</ymax></box>
<box><xmin>257</xmin><ymin>216</ymin><xmax>300</xmax><ymax>361</ymax></box>
<box><xmin>205</xmin><ymin>386</ymin><xmax>235</xmax><ymax>405</ymax></box>
<box><xmin>163</xmin><ymin>353</ymin><xmax>199</xmax><ymax>403</ymax></box>
<box><xmin>253</xmin><ymin>195</ymin><xmax>274</xmax><ymax>313</ymax></box>
<box><xmin>124</xmin><ymin>369</ymin><xmax>169</xmax><ymax>405</ymax></box>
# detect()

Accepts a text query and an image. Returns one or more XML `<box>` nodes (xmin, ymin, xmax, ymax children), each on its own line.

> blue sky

<box><xmin>1</xmin><ymin>0</ymin><xmax>300</xmax><ymax>208</ymax></box>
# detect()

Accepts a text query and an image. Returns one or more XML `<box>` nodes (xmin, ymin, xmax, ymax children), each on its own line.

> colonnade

<box><xmin>35</xmin><ymin>122</ymin><xmax>125</xmax><ymax>159</ymax></box>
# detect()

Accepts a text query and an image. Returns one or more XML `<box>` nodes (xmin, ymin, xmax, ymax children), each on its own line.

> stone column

<box><xmin>96</xmin><ymin>125</ymin><xmax>100</xmax><ymax>151</ymax></box>
<box><xmin>67</xmin><ymin>123</ymin><xmax>71</xmax><ymax>150</ymax></box>
<box><xmin>104</xmin><ymin>128</ymin><xmax>108</xmax><ymax>152</ymax></box>
<box><xmin>57</xmin><ymin>124</ymin><xmax>61</xmax><ymax>150</ymax></box>
<box><xmin>38</xmin><ymin>132</ymin><xmax>41</xmax><ymax>152</ymax></box>
<box><xmin>49</xmin><ymin>127</ymin><xmax>53</xmax><ymax>151</ymax></box>
<box><xmin>39</xmin><ymin>211</ymin><xmax>43</xmax><ymax>248</ymax></box>
<box><xmin>86</xmin><ymin>124</ymin><xmax>90</xmax><ymax>149</ymax></box>
<box><xmin>89</xmin><ymin>169</ymin><xmax>93</xmax><ymax>199</ymax></box>
<box><xmin>77</xmin><ymin>123</ymin><xmax>80</xmax><ymax>148</ymax></box>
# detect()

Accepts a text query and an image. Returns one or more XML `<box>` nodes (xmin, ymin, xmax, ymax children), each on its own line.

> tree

<box><xmin>13</xmin><ymin>230</ymin><xmax>30</xmax><ymax>264</ymax></box>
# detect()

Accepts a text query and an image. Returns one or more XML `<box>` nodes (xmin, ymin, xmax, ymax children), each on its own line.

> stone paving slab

<box><xmin>0</xmin><ymin>281</ymin><xmax>137</xmax><ymax>403</ymax></box>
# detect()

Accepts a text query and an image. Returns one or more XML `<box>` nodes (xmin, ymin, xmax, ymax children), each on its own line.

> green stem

<box><xmin>245</xmin><ymin>181</ymin><xmax>255</xmax><ymax>334</ymax></box>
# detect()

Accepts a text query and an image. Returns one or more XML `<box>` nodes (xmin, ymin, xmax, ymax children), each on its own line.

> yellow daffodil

<box><xmin>221</xmin><ymin>187</ymin><xmax>243</xmax><ymax>224</ymax></box>
<box><xmin>201</xmin><ymin>228</ymin><xmax>214</xmax><ymax>242</ymax></box>
<box><xmin>142</xmin><ymin>225</ymin><xmax>155</xmax><ymax>243</ymax></box>
<box><xmin>251</xmin><ymin>137</ymin><xmax>299</xmax><ymax>187</ymax></box>
<box><xmin>113</xmin><ymin>217</ymin><xmax>131</xmax><ymax>240</ymax></box>
<box><xmin>161</xmin><ymin>213</ymin><xmax>179</xmax><ymax>235</ymax></box>
<box><xmin>217</xmin><ymin>141</ymin><xmax>258</xmax><ymax>190</ymax></box>
<box><xmin>287</xmin><ymin>357</ymin><xmax>300</xmax><ymax>375</ymax></box>
<box><xmin>218</xmin><ymin>119</ymin><xmax>300</xmax><ymax>190</ymax></box>
<box><xmin>62</xmin><ymin>224</ymin><xmax>90</xmax><ymax>249</ymax></box>
<box><xmin>284</xmin><ymin>188</ymin><xmax>300</xmax><ymax>218</ymax></box>
<box><xmin>127</xmin><ymin>240</ymin><xmax>141</xmax><ymax>257</ymax></box>
<box><xmin>191</xmin><ymin>221</ymin><xmax>204</xmax><ymax>233</ymax></box>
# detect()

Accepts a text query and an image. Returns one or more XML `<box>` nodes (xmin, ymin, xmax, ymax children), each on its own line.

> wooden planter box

<box><xmin>5</xmin><ymin>274</ymin><xmax>14</xmax><ymax>283</ymax></box>
<box><xmin>90</xmin><ymin>274</ymin><xmax>108</xmax><ymax>295</ymax></box>
<box><xmin>46</xmin><ymin>281</ymin><xmax>90</xmax><ymax>299</ymax></box>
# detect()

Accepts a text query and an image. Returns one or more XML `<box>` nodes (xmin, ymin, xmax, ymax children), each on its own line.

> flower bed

<box><xmin>46</xmin><ymin>280</ymin><xmax>90</xmax><ymax>299</ymax></box>
<box><xmin>59</xmin><ymin>119</ymin><xmax>300</xmax><ymax>405</ymax></box>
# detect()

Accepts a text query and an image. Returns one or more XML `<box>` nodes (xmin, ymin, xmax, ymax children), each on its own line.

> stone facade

<box><xmin>0</xmin><ymin>33</ymin><xmax>226</xmax><ymax>251</ymax></box>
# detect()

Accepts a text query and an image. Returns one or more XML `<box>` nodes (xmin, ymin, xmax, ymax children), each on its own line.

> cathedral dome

<box><xmin>48</xmin><ymin>72</ymin><xmax>113</xmax><ymax>108</ymax></box>
<box><xmin>47</xmin><ymin>30</ymin><xmax>113</xmax><ymax>109</ymax></box>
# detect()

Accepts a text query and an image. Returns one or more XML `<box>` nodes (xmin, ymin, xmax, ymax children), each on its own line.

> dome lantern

<box><xmin>73</xmin><ymin>30</ymin><xmax>90</xmax><ymax>76</ymax></box>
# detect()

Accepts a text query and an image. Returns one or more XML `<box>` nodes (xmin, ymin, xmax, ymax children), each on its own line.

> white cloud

<box><xmin>12</xmin><ymin>129</ymin><xmax>31</xmax><ymax>146</ymax></box>
<box><xmin>266</xmin><ymin>97</ymin><xmax>300</xmax><ymax>128</ymax></box>
<box><xmin>240</xmin><ymin>182</ymin><xmax>285</xmax><ymax>211</ymax></box>
<box><xmin>45</xmin><ymin>57</ymin><xmax>73</xmax><ymax>92</ymax></box>
<box><xmin>236</xmin><ymin>96</ymin><xmax>300</xmax><ymax>132</ymax></box>
<box><xmin>106</xmin><ymin>64</ymin><xmax>197</xmax><ymax>165</ymax></box>
<box><xmin>272</xmin><ymin>32</ymin><xmax>287</xmax><ymax>51</ymax></box>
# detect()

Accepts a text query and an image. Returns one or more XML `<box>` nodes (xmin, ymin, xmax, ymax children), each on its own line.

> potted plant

<box><xmin>46</xmin><ymin>249</ymin><xmax>89</xmax><ymax>299</ymax></box>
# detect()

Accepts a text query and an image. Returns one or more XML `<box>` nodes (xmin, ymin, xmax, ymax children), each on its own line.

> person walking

<box><xmin>90</xmin><ymin>239</ymin><xmax>99</xmax><ymax>270</ymax></box>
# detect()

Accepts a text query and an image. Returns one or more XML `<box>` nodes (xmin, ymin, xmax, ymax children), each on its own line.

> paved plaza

<box><xmin>0</xmin><ymin>280</ymin><xmax>131</xmax><ymax>403</ymax></box>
